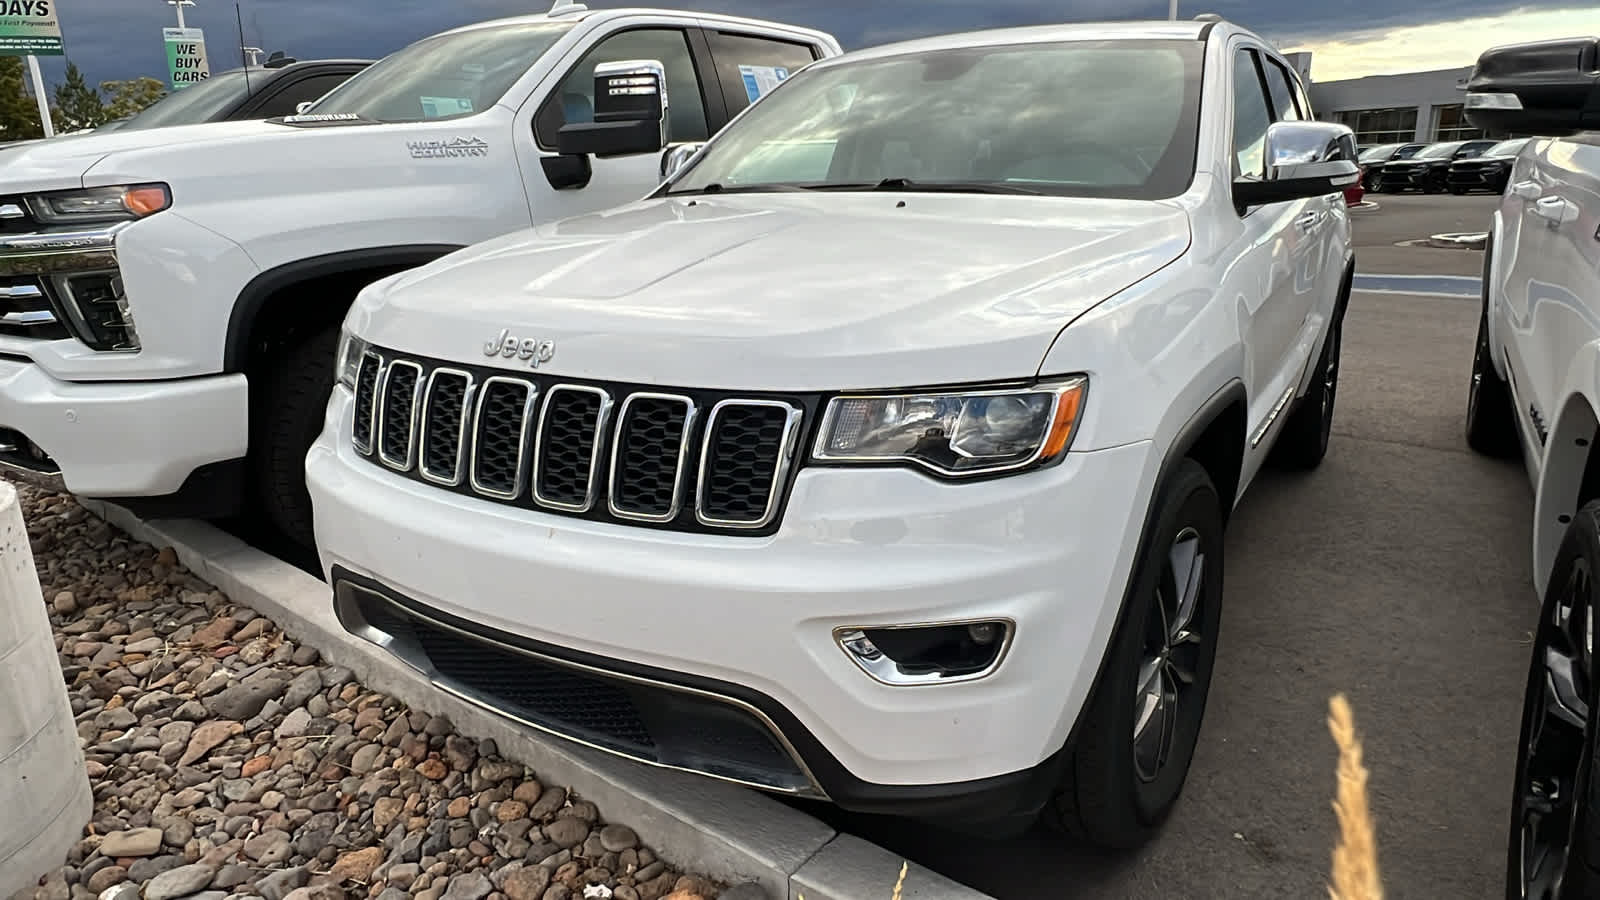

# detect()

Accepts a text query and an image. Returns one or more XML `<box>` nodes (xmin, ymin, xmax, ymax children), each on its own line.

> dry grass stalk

<box><xmin>1327</xmin><ymin>693</ymin><xmax>1383</xmax><ymax>900</ymax></box>
<box><xmin>891</xmin><ymin>860</ymin><xmax>908</xmax><ymax>900</ymax></box>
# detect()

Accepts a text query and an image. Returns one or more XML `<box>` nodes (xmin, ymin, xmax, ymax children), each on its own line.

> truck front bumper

<box><xmin>308</xmin><ymin>384</ymin><xmax>1158</xmax><ymax>819</ymax></box>
<box><xmin>0</xmin><ymin>357</ymin><xmax>248</xmax><ymax>497</ymax></box>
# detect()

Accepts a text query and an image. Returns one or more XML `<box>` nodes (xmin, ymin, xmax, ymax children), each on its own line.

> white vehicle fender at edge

<box><xmin>1486</xmin><ymin>210</ymin><xmax>1508</xmax><ymax>381</ymax></box>
<box><xmin>1530</xmin><ymin>357</ymin><xmax>1600</xmax><ymax>594</ymax></box>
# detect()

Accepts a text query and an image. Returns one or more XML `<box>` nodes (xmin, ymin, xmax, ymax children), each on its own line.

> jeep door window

<box><xmin>303</xmin><ymin>22</ymin><xmax>574</xmax><ymax>122</ymax></box>
<box><xmin>114</xmin><ymin>69</ymin><xmax>252</xmax><ymax>131</ymax></box>
<box><xmin>1232</xmin><ymin>49</ymin><xmax>1273</xmax><ymax>180</ymax></box>
<box><xmin>668</xmin><ymin>39</ymin><xmax>1203</xmax><ymax>200</ymax></box>
<box><xmin>534</xmin><ymin>28</ymin><xmax>710</xmax><ymax>148</ymax></box>
<box><xmin>702</xmin><ymin>30</ymin><xmax>819</xmax><ymax>117</ymax></box>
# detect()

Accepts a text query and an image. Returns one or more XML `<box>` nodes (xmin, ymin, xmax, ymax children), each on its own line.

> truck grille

<box><xmin>349</xmin><ymin>346</ymin><xmax>810</xmax><ymax>535</ymax></box>
<box><xmin>0</xmin><ymin>276</ymin><xmax>68</xmax><ymax>340</ymax></box>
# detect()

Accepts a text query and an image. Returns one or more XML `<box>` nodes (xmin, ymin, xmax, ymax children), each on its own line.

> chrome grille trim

<box><xmin>377</xmin><ymin>360</ymin><xmax>425</xmax><ymax>472</ymax></box>
<box><xmin>607</xmin><ymin>392</ymin><xmax>696</xmax><ymax>523</ymax></box>
<box><xmin>695</xmin><ymin>399</ymin><xmax>805</xmax><ymax>530</ymax></box>
<box><xmin>468</xmin><ymin>376</ymin><xmax>537</xmax><ymax>501</ymax></box>
<box><xmin>531</xmin><ymin>384</ymin><xmax>614</xmax><ymax>514</ymax></box>
<box><xmin>351</xmin><ymin>351</ymin><xmax>384</xmax><ymax>456</ymax></box>
<box><xmin>418</xmin><ymin>368</ymin><xmax>476</xmax><ymax>487</ymax></box>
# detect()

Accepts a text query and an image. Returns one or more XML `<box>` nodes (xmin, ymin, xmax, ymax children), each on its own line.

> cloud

<box><xmin>34</xmin><ymin>0</ymin><xmax>1599</xmax><ymax>96</ymax></box>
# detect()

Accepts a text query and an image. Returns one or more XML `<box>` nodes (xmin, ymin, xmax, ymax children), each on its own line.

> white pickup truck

<box><xmin>0</xmin><ymin>1</ymin><xmax>839</xmax><ymax>550</ymax></box>
<box><xmin>308</xmin><ymin>18</ymin><xmax>1359</xmax><ymax>846</ymax></box>
<box><xmin>1459</xmin><ymin>35</ymin><xmax>1600</xmax><ymax>899</ymax></box>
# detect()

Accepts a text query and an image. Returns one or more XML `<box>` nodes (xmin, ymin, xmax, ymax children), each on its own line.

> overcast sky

<box><xmin>40</xmin><ymin>0</ymin><xmax>1600</xmax><ymax>91</ymax></box>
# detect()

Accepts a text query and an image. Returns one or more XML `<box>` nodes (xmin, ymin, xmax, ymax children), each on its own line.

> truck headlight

<box><xmin>812</xmin><ymin>376</ymin><xmax>1087</xmax><ymax>476</ymax></box>
<box><xmin>336</xmin><ymin>329</ymin><xmax>368</xmax><ymax>389</ymax></box>
<box><xmin>27</xmin><ymin>183</ymin><xmax>171</xmax><ymax>225</ymax></box>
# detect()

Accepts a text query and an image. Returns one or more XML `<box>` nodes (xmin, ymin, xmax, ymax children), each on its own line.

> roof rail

<box><xmin>549</xmin><ymin>0</ymin><xmax>588</xmax><ymax>15</ymax></box>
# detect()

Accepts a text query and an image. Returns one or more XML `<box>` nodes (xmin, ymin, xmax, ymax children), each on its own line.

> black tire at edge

<box><xmin>1505</xmin><ymin>502</ymin><xmax>1600</xmax><ymax>899</ymax></box>
<box><xmin>1465</xmin><ymin>241</ymin><xmax>1521</xmax><ymax>459</ymax></box>
<box><xmin>1046</xmin><ymin>458</ymin><xmax>1225</xmax><ymax>849</ymax></box>
<box><xmin>1269</xmin><ymin>283</ymin><xmax>1345</xmax><ymax>471</ymax></box>
<box><xmin>251</xmin><ymin>324</ymin><xmax>341</xmax><ymax>553</ymax></box>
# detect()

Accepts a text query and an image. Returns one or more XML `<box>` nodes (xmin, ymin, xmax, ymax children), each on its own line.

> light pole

<box><xmin>1168</xmin><ymin>0</ymin><xmax>1178</xmax><ymax>20</ymax></box>
<box><xmin>168</xmin><ymin>0</ymin><xmax>195</xmax><ymax>29</ymax></box>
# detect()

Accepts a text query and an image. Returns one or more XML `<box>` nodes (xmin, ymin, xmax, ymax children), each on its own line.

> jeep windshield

<box><xmin>299</xmin><ymin>21</ymin><xmax>574</xmax><ymax>123</ymax></box>
<box><xmin>666</xmin><ymin>39</ymin><xmax>1204</xmax><ymax>201</ymax></box>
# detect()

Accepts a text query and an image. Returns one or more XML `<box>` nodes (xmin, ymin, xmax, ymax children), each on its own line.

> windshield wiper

<box><xmin>668</xmin><ymin>182</ymin><xmax>815</xmax><ymax>196</ymax></box>
<box><xmin>808</xmin><ymin>177</ymin><xmax>1044</xmax><ymax>195</ymax></box>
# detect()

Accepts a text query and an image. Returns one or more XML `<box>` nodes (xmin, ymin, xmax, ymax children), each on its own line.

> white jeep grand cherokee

<box><xmin>307</xmin><ymin>18</ymin><xmax>1358</xmax><ymax>846</ymax></box>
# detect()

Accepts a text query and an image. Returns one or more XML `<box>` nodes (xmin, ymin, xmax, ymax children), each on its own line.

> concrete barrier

<box><xmin>0</xmin><ymin>483</ymin><xmax>91</xmax><ymax>898</ymax></box>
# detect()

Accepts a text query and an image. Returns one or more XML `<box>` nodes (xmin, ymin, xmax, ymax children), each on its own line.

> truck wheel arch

<box><xmin>224</xmin><ymin>244</ymin><xmax>465</xmax><ymax>373</ymax></box>
<box><xmin>1535</xmin><ymin>393</ymin><xmax>1600</xmax><ymax>593</ymax></box>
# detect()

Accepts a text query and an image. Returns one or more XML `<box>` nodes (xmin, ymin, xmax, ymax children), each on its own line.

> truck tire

<box><xmin>1507</xmin><ymin>501</ymin><xmax>1600</xmax><ymax>899</ymax></box>
<box><xmin>1270</xmin><ymin>305</ymin><xmax>1343</xmax><ymax>470</ymax></box>
<box><xmin>1046</xmin><ymin>458</ymin><xmax>1224</xmax><ymax>849</ymax></box>
<box><xmin>1466</xmin><ymin>246</ymin><xmax>1520</xmax><ymax>459</ymax></box>
<box><xmin>252</xmin><ymin>324</ymin><xmax>339</xmax><ymax>553</ymax></box>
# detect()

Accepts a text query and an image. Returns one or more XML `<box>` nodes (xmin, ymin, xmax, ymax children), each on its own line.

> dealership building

<box><xmin>1280</xmin><ymin>51</ymin><xmax>1506</xmax><ymax>146</ymax></box>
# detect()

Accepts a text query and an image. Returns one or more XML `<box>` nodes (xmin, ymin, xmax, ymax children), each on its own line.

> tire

<box><xmin>1465</xmin><ymin>247</ymin><xmax>1520</xmax><ymax>459</ymax></box>
<box><xmin>1270</xmin><ymin>297</ymin><xmax>1344</xmax><ymax>471</ymax></box>
<box><xmin>250</xmin><ymin>323</ymin><xmax>340</xmax><ymax>553</ymax></box>
<box><xmin>1449</xmin><ymin>186</ymin><xmax>1466</xmax><ymax>195</ymax></box>
<box><xmin>1047</xmin><ymin>458</ymin><xmax>1224</xmax><ymax>849</ymax></box>
<box><xmin>1506</xmin><ymin>502</ymin><xmax>1600</xmax><ymax>899</ymax></box>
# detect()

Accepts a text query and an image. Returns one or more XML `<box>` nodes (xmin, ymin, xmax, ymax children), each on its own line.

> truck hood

<box><xmin>0</xmin><ymin>120</ymin><xmax>279</xmax><ymax>192</ymax></box>
<box><xmin>352</xmin><ymin>192</ymin><xmax>1192</xmax><ymax>391</ymax></box>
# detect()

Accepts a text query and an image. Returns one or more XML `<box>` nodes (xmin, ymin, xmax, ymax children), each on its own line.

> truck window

<box><xmin>702</xmin><ymin>31</ymin><xmax>819</xmax><ymax>117</ymax></box>
<box><xmin>305</xmin><ymin>21</ymin><xmax>574</xmax><ymax>123</ymax></box>
<box><xmin>534</xmin><ymin>28</ymin><xmax>709</xmax><ymax>148</ymax></box>
<box><xmin>254</xmin><ymin>73</ymin><xmax>356</xmax><ymax>119</ymax></box>
<box><xmin>1260</xmin><ymin>58</ymin><xmax>1303</xmax><ymax>121</ymax></box>
<box><xmin>1232</xmin><ymin>49</ymin><xmax>1273</xmax><ymax>179</ymax></box>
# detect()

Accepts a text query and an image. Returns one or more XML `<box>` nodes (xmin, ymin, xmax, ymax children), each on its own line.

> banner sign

<box><xmin>0</xmin><ymin>1</ymin><xmax>63</xmax><ymax>56</ymax></box>
<box><xmin>164</xmin><ymin>27</ymin><xmax>210</xmax><ymax>90</ymax></box>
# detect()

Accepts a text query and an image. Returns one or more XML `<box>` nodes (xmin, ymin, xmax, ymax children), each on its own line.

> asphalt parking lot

<box><xmin>805</xmin><ymin>194</ymin><xmax>1538</xmax><ymax>899</ymax></box>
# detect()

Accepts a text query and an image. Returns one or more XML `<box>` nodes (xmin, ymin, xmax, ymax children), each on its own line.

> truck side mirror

<box><xmin>660</xmin><ymin>142</ymin><xmax>704</xmax><ymax>181</ymax></box>
<box><xmin>1462</xmin><ymin>37</ymin><xmax>1600</xmax><ymax>135</ymax></box>
<box><xmin>1233</xmin><ymin>121</ymin><xmax>1361</xmax><ymax>207</ymax></box>
<box><xmin>296</xmin><ymin>101</ymin><xmax>315</xmax><ymax>115</ymax></box>
<box><xmin>556</xmin><ymin>59</ymin><xmax>669</xmax><ymax>157</ymax></box>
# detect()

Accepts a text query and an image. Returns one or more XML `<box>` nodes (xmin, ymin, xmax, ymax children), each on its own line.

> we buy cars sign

<box><xmin>0</xmin><ymin>1</ymin><xmax>64</xmax><ymax>56</ymax></box>
<box><xmin>164</xmin><ymin>27</ymin><xmax>210</xmax><ymax>90</ymax></box>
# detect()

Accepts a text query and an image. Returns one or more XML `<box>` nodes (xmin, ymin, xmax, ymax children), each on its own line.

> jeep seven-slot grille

<box><xmin>350</xmin><ymin>347</ymin><xmax>809</xmax><ymax>535</ymax></box>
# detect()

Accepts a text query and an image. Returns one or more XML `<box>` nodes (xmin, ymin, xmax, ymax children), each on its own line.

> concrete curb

<box><xmin>77</xmin><ymin>501</ymin><xmax>995</xmax><ymax>900</ymax></box>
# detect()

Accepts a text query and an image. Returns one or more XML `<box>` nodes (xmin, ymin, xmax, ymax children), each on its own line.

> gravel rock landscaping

<box><xmin>8</xmin><ymin>482</ymin><xmax>748</xmax><ymax>900</ymax></box>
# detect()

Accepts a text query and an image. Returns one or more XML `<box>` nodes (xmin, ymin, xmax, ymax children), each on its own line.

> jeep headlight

<box><xmin>336</xmin><ymin>329</ymin><xmax>368</xmax><ymax>389</ymax></box>
<box><xmin>27</xmin><ymin>183</ymin><xmax>171</xmax><ymax>225</ymax></box>
<box><xmin>812</xmin><ymin>377</ymin><xmax>1087</xmax><ymax>476</ymax></box>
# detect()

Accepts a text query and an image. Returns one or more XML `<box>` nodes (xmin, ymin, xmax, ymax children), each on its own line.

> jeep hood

<box><xmin>351</xmin><ymin>192</ymin><xmax>1192</xmax><ymax>391</ymax></box>
<box><xmin>0</xmin><ymin>119</ymin><xmax>280</xmax><ymax>192</ymax></box>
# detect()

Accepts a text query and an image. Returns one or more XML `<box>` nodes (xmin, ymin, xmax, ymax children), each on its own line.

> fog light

<box><xmin>835</xmin><ymin>619</ymin><xmax>1012</xmax><ymax>686</ymax></box>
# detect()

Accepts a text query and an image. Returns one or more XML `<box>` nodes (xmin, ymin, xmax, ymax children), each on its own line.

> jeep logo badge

<box><xmin>484</xmin><ymin>328</ymin><xmax>555</xmax><ymax>368</ymax></box>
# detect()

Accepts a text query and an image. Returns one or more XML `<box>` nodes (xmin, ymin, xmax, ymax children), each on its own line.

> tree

<box><xmin>0</xmin><ymin>56</ymin><xmax>45</xmax><ymax>142</ymax></box>
<box><xmin>52</xmin><ymin>61</ymin><xmax>106</xmax><ymax>131</ymax></box>
<box><xmin>101</xmin><ymin>77</ymin><xmax>166</xmax><ymax>121</ymax></box>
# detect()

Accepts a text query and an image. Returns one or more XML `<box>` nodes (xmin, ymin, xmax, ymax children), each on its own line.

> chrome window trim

<box><xmin>468</xmin><ymin>375</ymin><xmax>538</xmax><ymax>501</ymax></box>
<box><xmin>695</xmin><ymin>399</ymin><xmax>804</xmax><ymax>529</ymax></box>
<box><xmin>351</xmin><ymin>351</ymin><xmax>384</xmax><ymax>456</ymax></box>
<box><xmin>417</xmin><ymin>367</ymin><xmax>477</xmax><ymax>487</ymax></box>
<box><xmin>607</xmin><ymin>392</ymin><xmax>697</xmax><ymax>523</ymax></box>
<box><xmin>376</xmin><ymin>360</ymin><xmax>425</xmax><ymax>472</ymax></box>
<box><xmin>531</xmin><ymin>384</ymin><xmax>614</xmax><ymax>514</ymax></box>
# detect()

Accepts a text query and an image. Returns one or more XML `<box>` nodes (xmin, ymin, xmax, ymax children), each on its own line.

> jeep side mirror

<box><xmin>557</xmin><ymin>59</ymin><xmax>669</xmax><ymax>157</ymax></box>
<box><xmin>296</xmin><ymin>101</ymin><xmax>315</xmax><ymax>115</ymax></box>
<box><xmin>660</xmin><ymin>142</ymin><xmax>703</xmax><ymax>181</ymax></box>
<box><xmin>1462</xmin><ymin>37</ymin><xmax>1600</xmax><ymax>135</ymax></box>
<box><xmin>1233</xmin><ymin>120</ymin><xmax>1361</xmax><ymax>207</ymax></box>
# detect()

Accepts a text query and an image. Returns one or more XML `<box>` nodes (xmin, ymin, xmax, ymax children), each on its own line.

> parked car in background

<box><xmin>1445</xmin><ymin>136</ymin><xmax>1532</xmax><ymax>194</ymax></box>
<box><xmin>109</xmin><ymin>55</ymin><xmax>373</xmax><ymax>133</ymax></box>
<box><xmin>1456</xmin><ymin>32</ymin><xmax>1600</xmax><ymax>900</ymax></box>
<box><xmin>308</xmin><ymin>16</ymin><xmax>1357</xmax><ymax>849</ymax></box>
<box><xmin>1357</xmin><ymin>141</ymin><xmax>1425</xmax><ymax>190</ymax></box>
<box><xmin>1375</xmin><ymin>138</ymin><xmax>1499</xmax><ymax>193</ymax></box>
<box><xmin>0</xmin><ymin>1</ymin><xmax>841</xmax><ymax>557</ymax></box>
